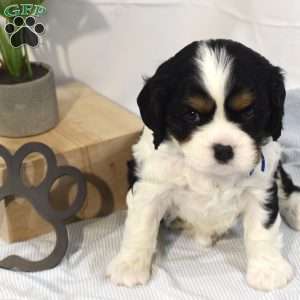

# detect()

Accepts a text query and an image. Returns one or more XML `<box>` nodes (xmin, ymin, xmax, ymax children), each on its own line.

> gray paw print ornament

<box><xmin>0</xmin><ymin>142</ymin><xmax>86</xmax><ymax>272</ymax></box>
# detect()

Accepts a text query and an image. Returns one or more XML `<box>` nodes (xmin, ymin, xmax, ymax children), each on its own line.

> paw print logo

<box><xmin>5</xmin><ymin>16</ymin><xmax>45</xmax><ymax>48</ymax></box>
<box><xmin>0</xmin><ymin>143</ymin><xmax>86</xmax><ymax>272</ymax></box>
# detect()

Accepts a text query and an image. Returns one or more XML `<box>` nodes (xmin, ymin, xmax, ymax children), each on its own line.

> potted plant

<box><xmin>0</xmin><ymin>0</ymin><xmax>58</xmax><ymax>138</ymax></box>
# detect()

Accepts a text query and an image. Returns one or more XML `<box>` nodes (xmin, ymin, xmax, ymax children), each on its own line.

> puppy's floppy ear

<box><xmin>137</xmin><ymin>60</ymin><xmax>173</xmax><ymax>149</ymax></box>
<box><xmin>268</xmin><ymin>67</ymin><xmax>286</xmax><ymax>141</ymax></box>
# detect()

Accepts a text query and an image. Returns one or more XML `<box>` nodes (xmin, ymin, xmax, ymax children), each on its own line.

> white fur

<box><xmin>195</xmin><ymin>44</ymin><xmax>232</xmax><ymax>111</ymax></box>
<box><xmin>180</xmin><ymin>119</ymin><xmax>258</xmax><ymax>177</ymax></box>
<box><xmin>279</xmin><ymin>191</ymin><xmax>300</xmax><ymax>230</ymax></box>
<box><xmin>107</xmin><ymin>44</ymin><xmax>293</xmax><ymax>290</ymax></box>
<box><xmin>277</xmin><ymin>171</ymin><xmax>300</xmax><ymax>230</ymax></box>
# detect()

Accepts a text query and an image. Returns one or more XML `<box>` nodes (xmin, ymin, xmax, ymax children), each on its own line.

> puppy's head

<box><xmin>138</xmin><ymin>40</ymin><xmax>285</xmax><ymax>176</ymax></box>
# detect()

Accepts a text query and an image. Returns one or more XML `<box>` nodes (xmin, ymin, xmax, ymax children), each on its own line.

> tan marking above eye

<box><xmin>230</xmin><ymin>91</ymin><xmax>254</xmax><ymax>111</ymax></box>
<box><xmin>187</xmin><ymin>97</ymin><xmax>215</xmax><ymax>114</ymax></box>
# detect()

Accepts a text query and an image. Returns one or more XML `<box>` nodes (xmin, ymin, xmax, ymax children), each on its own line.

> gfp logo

<box><xmin>3</xmin><ymin>4</ymin><xmax>47</xmax><ymax>48</ymax></box>
<box><xmin>4</xmin><ymin>4</ymin><xmax>46</xmax><ymax>18</ymax></box>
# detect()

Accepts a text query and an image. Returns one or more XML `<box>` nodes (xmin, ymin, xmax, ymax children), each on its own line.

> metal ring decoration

<box><xmin>0</xmin><ymin>142</ymin><xmax>86</xmax><ymax>272</ymax></box>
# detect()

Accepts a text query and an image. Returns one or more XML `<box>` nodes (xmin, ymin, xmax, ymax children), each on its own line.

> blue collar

<box><xmin>249</xmin><ymin>152</ymin><xmax>266</xmax><ymax>176</ymax></box>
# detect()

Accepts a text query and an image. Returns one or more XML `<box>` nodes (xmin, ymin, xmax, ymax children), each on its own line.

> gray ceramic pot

<box><xmin>0</xmin><ymin>63</ymin><xmax>59</xmax><ymax>138</ymax></box>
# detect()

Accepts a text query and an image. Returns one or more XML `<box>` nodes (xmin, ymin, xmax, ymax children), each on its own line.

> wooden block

<box><xmin>0</xmin><ymin>82</ymin><xmax>143</xmax><ymax>242</ymax></box>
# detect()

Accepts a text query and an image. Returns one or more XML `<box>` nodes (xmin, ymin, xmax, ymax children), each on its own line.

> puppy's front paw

<box><xmin>247</xmin><ymin>256</ymin><xmax>293</xmax><ymax>291</ymax></box>
<box><xmin>106</xmin><ymin>254</ymin><xmax>151</xmax><ymax>287</ymax></box>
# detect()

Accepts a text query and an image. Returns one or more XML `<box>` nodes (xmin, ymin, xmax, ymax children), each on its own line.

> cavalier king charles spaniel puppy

<box><xmin>107</xmin><ymin>39</ymin><xmax>300</xmax><ymax>291</ymax></box>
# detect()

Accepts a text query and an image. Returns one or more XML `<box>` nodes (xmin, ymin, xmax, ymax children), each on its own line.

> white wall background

<box><xmin>35</xmin><ymin>0</ymin><xmax>300</xmax><ymax>114</ymax></box>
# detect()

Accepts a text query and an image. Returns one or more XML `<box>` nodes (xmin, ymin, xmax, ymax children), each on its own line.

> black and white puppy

<box><xmin>107</xmin><ymin>39</ymin><xmax>300</xmax><ymax>291</ymax></box>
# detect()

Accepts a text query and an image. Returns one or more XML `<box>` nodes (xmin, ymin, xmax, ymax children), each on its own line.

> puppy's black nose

<box><xmin>213</xmin><ymin>144</ymin><xmax>234</xmax><ymax>163</ymax></box>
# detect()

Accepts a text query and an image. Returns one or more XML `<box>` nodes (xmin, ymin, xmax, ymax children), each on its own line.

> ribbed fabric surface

<box><xmin>0</xmin><ymin>212</ymin><xmax>300</xmax><ymax>300</ymax></box>
<box><xmin>0</xmin><ymin>90</ymin><xmax>300</xmax><ymax>300</ymax></box>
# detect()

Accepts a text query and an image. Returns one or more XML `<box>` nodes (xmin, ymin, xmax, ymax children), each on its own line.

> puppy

<box><xmin>107</xmin><ymin>39</ymin><xmax>300</xmax><ymax>291</ymax></box>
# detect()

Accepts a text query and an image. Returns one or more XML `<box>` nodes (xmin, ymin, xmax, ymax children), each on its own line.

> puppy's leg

<box><xmin>106</xmin><ymin>181</ymin><xmax>171</xmax><ymax>287</ymax></box>
<box><xmin>243</xmin><ymin>188</ymin><xmax>293</xmax><ymax>291</ymax></box>
<box><xmin>278</xmin><ymin>164</ymin><xmax>300</xmax><ymax>230</ymax></box>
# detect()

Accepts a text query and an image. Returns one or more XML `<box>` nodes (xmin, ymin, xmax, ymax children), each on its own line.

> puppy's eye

<box><xmin>242</xmin><ymin>106</ymin><xmax>254</xmax><ymax>120</ymax></box>
<box><xmin>184</xmin><ymin>110</ymin><xmax>201</xmax><ymax>123</ymax></box>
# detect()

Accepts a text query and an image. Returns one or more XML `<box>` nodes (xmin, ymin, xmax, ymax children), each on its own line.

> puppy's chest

<box><xmin>169</xmin><ymin>169</ymin><xmax>248</xmax><ymax>230</ymax></box>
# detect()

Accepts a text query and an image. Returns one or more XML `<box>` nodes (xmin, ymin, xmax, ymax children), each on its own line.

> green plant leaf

<box><xmin>0</xmin><ymin>26</ymin><xmax>24</xmax><ymax>78</ymax></box>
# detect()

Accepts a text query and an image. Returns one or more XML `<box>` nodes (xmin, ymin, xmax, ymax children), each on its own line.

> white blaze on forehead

<box><xmin>195</xmin><ymin>44</ymin><xmax>233</xmax><ymax>107</ymax></box>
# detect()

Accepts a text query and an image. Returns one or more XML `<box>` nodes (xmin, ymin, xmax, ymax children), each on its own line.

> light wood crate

<box><xmin>0</xmin><ymin>82</ymin><xmax>142</xmax><ymax>242</ymax></box>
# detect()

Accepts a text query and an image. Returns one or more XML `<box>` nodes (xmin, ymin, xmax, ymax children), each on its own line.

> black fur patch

<box><xmin>137</xmin><ymin>41</ymin><xmax>200</xmax><ymax>148</ymax></box>
<box><xmin>264</xmin><ymin>180</ymin><xmax>279</xmax><ymax>229</ymax></box>
<box><xmin>279</xmin><ymin>163</ymin><xmax>300</xmax><ymax>196</ymax></box>
<box><xmin>127</xmin><ymin>159</ymin><xmax>138</xmax><ymax>190</ymax></box>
